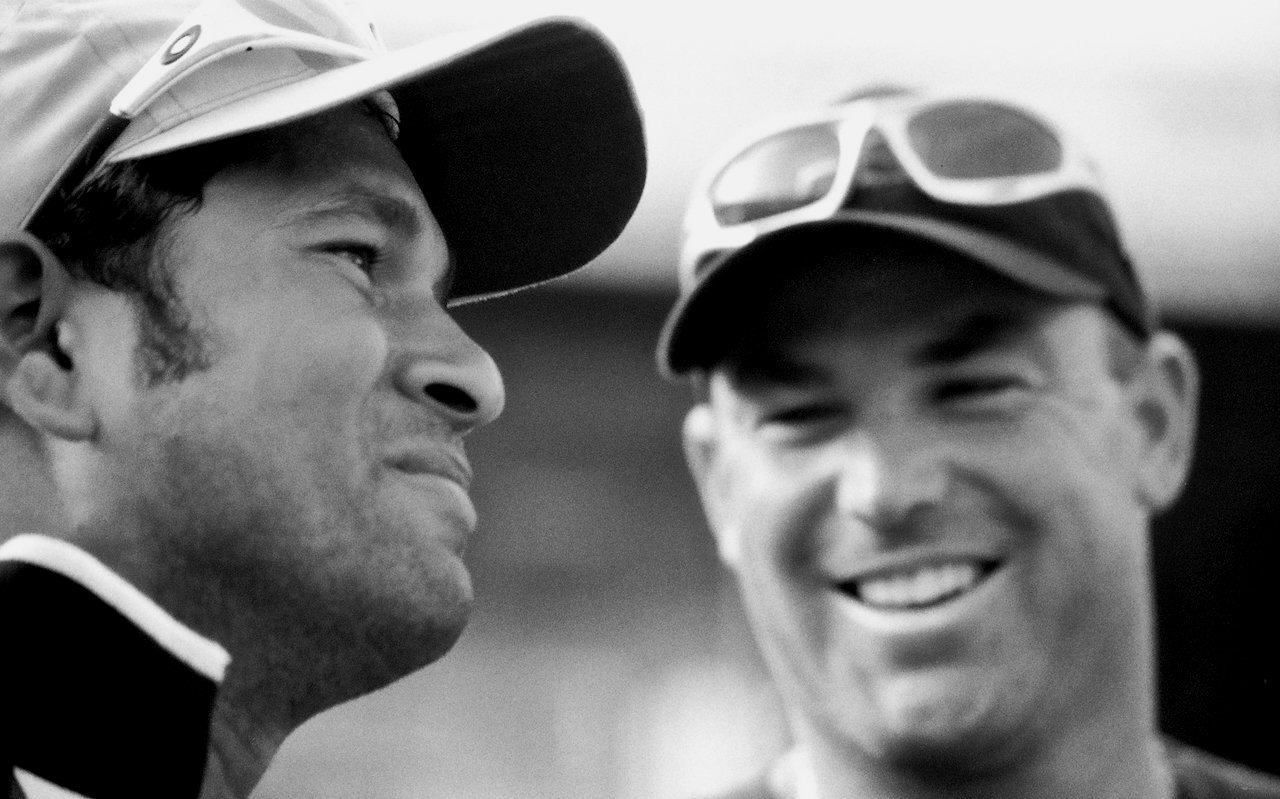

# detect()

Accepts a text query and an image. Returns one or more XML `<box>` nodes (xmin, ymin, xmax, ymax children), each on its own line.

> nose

<box><xmin>834</xmin><ymin>427</ymin><xmax>948</xmax><ymax>534</ymax></box>
<box><xmin>390</xmin><ymin>305</ymin><xmax>505</xmax><ymax>433</ymax></box>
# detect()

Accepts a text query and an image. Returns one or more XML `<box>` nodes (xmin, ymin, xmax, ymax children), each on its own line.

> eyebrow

<box><xmin>727</xmin><ymin>353</ymin><xmax>830</xmax><ymax>391</ymax></box>
<box><xmin>281</xmin><ymin>187</ymin><xmax>458</xmax><ymax>298</ymax></box>
<box><xmin>914</xmin><ymin>311</ymin><xmax>1031</xmax><ymax>365</ymax></box>
<box><xmin>282</xmin><ymin>188</ymin><xmax>425</xmax><ymax>241</ymax></box>
<box><xmin>725</xmin><ymin>307</ymin><xmax>1039</xmax><ymax>390</ymax></box>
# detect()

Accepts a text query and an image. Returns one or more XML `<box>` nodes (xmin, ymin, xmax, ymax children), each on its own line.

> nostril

<box><xmin>424</xmin><ymin>382</ymin><xmax>478</xmax><ymax>414</ymax></box>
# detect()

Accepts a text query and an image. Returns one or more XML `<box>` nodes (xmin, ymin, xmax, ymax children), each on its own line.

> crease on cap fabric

<box><xmin>1</xmin><ymin>0</ymin><xmax>185</xmax><ymax>236</ymax></box>
<box><xmin>0</xmin><ymin>0</ymin><xmax>647</xmax><ymax>304</ymax></box>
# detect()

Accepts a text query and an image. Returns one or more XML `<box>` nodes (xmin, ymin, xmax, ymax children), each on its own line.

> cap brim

<box><xmin>658</xmin><ymin>212</ymin><xmax>1109</xmax><ymax>378</ymax></box>
<box><xmin>108</xmin><ymin>18</ymin><xmax>647</xmax><ymax>304</ymax></box>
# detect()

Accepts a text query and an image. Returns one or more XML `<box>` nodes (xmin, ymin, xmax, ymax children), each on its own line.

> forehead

<box><xmin>718</xmin><ymin>236</ymin><xmax>1071</xmax><ymax>375</ymax></box>
<box><xmin>212</xmin><ymin>103</ymin><xmax>417</xmax><ymax>194</ymax></box>
<box><xmin>178</xmin><ymin>102</ymin><xmax>445</xmax><ymax>245</ymax></box>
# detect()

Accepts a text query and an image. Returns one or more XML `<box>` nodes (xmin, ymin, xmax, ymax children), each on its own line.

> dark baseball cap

<box><xmin>658</xmin><ymin>90</ymin><xmax>1150</xmax><ymax>377</ymax></box>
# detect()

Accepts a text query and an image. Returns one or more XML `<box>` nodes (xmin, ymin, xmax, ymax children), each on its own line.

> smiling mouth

<box><xmin>838</xmin><ymin>560</ymin><xmax>1002</xmax><ymax>611</ymax></box>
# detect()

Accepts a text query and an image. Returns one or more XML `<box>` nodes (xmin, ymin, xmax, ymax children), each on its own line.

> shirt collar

<box><xmin>769</xmin><ymin>748</ymin><xmax>821</xmax><ymax>799</ymax></box>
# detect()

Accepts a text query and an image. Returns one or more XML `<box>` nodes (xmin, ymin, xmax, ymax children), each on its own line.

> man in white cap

<box><xmin>659</xmin><ymin>86</ymin><xmax>1280</xmax><ymax>799</ymax></box>
<box><xmin>0</xmin><ymin>1</ymin><xmax>644</xmax><ymax>797</ymax></box>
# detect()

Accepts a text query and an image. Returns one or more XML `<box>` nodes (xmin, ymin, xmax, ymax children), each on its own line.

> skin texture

<box><xmin>1</xmin><ymin>104</ymin><xmax>504</xmax><ymax>797</ymax></box>
<box><xmin>684</xmin><ymin>245</ymin><xmax>1198</xmax><ymax>799</ymax></box>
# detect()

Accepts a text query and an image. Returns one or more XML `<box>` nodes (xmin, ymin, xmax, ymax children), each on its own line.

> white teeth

<box><xmin>857</xmin><ymin>562</ymin><xmax>983</xmax><ymax>609</ymax></box>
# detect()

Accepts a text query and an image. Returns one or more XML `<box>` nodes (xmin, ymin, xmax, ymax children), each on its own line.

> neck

<box><xmin>798</xmin><ymin>711</ymin><xmax>1174</xmax><ymax>799</ymax></box>
<box><xmin>196</xmin><ymin>674</ymin><xmax>293</xmax><ymax>799</ymax></box>
<box><xmin>183</xmin><ymin>588</ymin><xmax>389</xmax><ymax>798</ymax></box>
<box><xmin>0</xmin><ymin>420</ymin><xmax>65</xmax><ymax>539</ymax></box>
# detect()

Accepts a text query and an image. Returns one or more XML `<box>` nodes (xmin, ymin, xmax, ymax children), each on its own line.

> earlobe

<box><xmin>1133</xmin><ymin>332</ymin><xmax>1200</xmax><ymax>511</ymax></box>
<box><xmin>683</xmin><ymin>404</ymin><xmax>742</xmax><ymax>568</ymax></box>
<box><xmin>6</xmin><ymin>348</ymin><xmax>97</xmax><ymax>442</ymax></box>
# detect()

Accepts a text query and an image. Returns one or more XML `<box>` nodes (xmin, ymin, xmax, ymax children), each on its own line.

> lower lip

<box><xmin>386</xmin><ymin>471</ymin><xmax>477</xmax><ymax>544</ymax></box>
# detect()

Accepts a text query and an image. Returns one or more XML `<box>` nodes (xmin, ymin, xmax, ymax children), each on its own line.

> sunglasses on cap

<box><xmin>659</xmin><ymin>90</ymin><xmax>1152</xmax><ymax>377</ymax></box>
<box><xmin>679</xmin><ymin>92</ymin><xmax>1106</xmax><ymax>280</ymax></box>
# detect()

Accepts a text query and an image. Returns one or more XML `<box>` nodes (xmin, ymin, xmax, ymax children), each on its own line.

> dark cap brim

<box><xmin>397</xmin><ymin>20</ymin><xmax>647</xmax><ymax>304</ymax></box>
<box><xmin>657</xmin><ymin>211</ymin><xmax>1109</xmax><ymax>378</ymax></box>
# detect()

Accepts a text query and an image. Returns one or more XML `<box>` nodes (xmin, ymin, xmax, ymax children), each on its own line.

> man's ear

<box><xmin>0</xmin><ymin>232</ymin><xmax>94</xmax><ymax>441</ymax></box>
<box><xmin>1131</xmin><ymin>331</ymin><xmax>1200</xmax><ymax>512</ymax></box>
<box><xmin>683</xmin><ymin>403</ymin><xmax>743</xmax><ymax>569</ymax></box>
<box><xmin>1</xmin><ymin>232</ymin><xmax>69</xmax><ymax>364</ymax></box>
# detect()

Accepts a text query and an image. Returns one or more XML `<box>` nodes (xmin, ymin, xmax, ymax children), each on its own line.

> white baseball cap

<box><xmin>0</xmin><ymin>0</ymin><xmax>647</xmax><ymax>303</ymax></box>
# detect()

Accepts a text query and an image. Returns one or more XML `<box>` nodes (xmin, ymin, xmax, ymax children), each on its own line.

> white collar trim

<box><xmin>770</xmin><ymin>748</ymin><xmax>821</xmax><ymax>799</ymax></box>
<box><xmin>0</xmin><ymin>534</ymin><xmax>229</xmax><ymax>681</ymax></box>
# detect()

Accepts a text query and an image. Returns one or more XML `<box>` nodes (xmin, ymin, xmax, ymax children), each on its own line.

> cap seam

<box><xmin>21</xmin><ymin>2</ymin><xmax>135</xmax><ymax>228</ymax></box>
<box><xmin>112</xmin><ymin>60</ymin><xmax>319</xmax><ymax>158</ymax></box>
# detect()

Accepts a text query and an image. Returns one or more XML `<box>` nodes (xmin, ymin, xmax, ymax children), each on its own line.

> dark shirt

<box><xmin>1</xmin><ymin>535</ymin><xmax>227</xmax><ymax>799</ymax></box>
<box><xmin>706</xmin><ymin>741</ymin><xmax>1280</xmax><ymax>799</ymax></box>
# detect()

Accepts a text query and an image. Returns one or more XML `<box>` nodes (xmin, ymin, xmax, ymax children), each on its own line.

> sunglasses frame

<box><xmin>680</xmin><ymin>93</ymin><xmax>1104</xmax><ymax>281</ymax></box>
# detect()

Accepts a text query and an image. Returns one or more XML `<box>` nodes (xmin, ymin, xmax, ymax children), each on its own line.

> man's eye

<box><xmin>761</xmin><ymin>403</ymin><xmax>844</xmax><ymax>427</ymax></box>
<box><xmin>326</xmin><ymin>243</ymin><xmax>380</xmax><ymax>275</ymax></box>
<box><xmin>933</xmin><ymin>376</ymin><xmax>1027</xmax><ymax>404</ymax></box>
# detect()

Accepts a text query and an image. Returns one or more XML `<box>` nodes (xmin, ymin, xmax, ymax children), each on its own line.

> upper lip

<box><xmin>384</xmin><ymin>442</ymin><xmax>472</xmax><ymax>489</ymax></box>
<box><xmin>828</xmin><ymin>548</ymin><xmax>1004</xmax><ymax>585</ymax></box>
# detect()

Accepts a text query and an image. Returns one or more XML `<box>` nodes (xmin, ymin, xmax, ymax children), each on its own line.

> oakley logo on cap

<box><xmin>162</xmin><ymin>25</ymin><xmax>202</xmax><ymax>64</ymax></box>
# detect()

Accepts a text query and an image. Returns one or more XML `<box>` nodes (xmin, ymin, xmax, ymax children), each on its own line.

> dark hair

<box><xmin>1105</xmin><ymin>316</ymin><xmax>1145</xmax><ymax>383</ymax></box>
<box><xmin>30</xmin><ymin>148</ymin><xmax>228</xmax><ymax>384</ymax></box>
<box><xmin>29</xmin><ymin>102</ymin><xmax>401</xmax><ymax>385</ymax></box>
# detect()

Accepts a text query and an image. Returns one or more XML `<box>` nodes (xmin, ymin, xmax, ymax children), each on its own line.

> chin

<box><xmin>292</xmin><ymin>554</ymin><xmax>475</xmax><ymax>718</ymax></box>
<box><xmin>876</xmin><ymin>726</ymin><xmax>1010</xmax><ymax>779</ymax></box>
<box><xmin>866</xmin><ymin>695</ymin><xmax>1034</xmax><ymax>780</ymax></box>
<box><xmin>367</xmin><ymin>554</ymin><xmax>475</xmax><ymax>674</ymax></box>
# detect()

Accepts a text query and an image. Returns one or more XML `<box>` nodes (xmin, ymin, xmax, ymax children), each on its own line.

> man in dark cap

<box><xmin>659</xmin><ymin>86</ymin><xmax>1279</xmax><ymax>799</ymax></box>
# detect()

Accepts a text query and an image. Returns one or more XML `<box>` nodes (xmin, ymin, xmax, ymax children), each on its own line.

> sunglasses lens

<box><xmin>906</xmin><ymin>101</ymin><xmax>1063</xmax><ymax>179</ymax></box>
<box><xmin>709</xmin><ymin>123</ymin><xmax>840</xmax><ymax>225</ymax></box>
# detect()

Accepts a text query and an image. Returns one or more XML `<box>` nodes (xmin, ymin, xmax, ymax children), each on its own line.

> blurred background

<box><xmin>253</xmin><ymin>1</ymin><xmax>1280</xmax><ymax>796</ymax></box>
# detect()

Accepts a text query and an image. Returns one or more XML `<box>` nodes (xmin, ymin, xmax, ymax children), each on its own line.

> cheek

<box><xmin>978</xmin><ymin>409</ymin><xmax>1151</xmax><ymax>621</ymax></box>
<box><xmin>251</xmin><ymin>309</ymin><xmax>390</xmax><ymax>417</ymax></box>
<box><xmin>970</xmin><ymin>391</ymin><xmax>1143</xmax><ymax>522</ymax></box>
<box><xmin>714</xmin><ymin>448</ymin><xmax>850</xmax><ymax>714</ymax></box>
<box><xmin>715</xmin><ymin>440</ymin><xmax>837</xmax><ymax>568</ymax></box>
<box><xmin>713</xmin><ymin>441</ymin><xmax>847</xmax><ymax>649</ymax></box>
